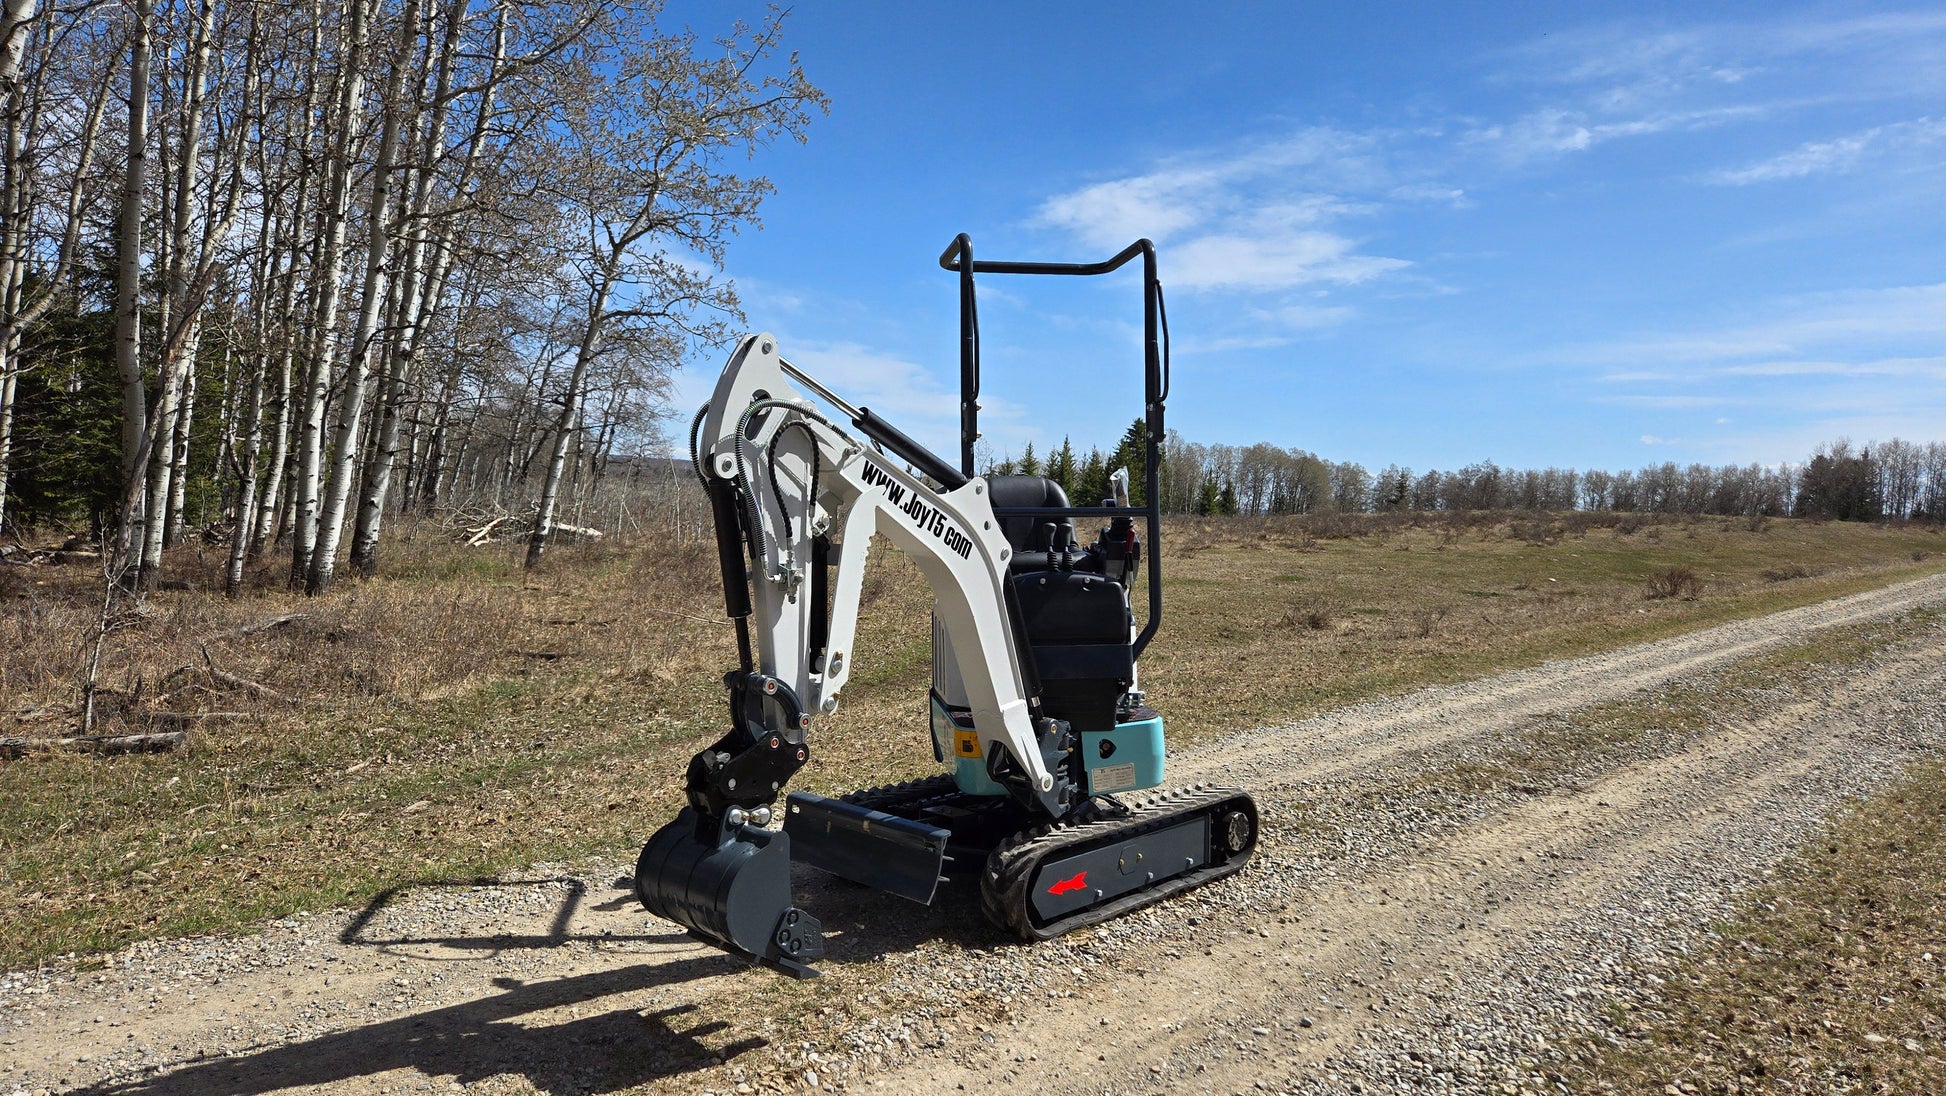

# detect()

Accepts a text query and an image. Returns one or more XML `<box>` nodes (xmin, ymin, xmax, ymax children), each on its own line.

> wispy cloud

<box><xmin>1548</xmin><ymin>284</ymin><xmax>1946</xmax><ymax>461</ymax></box>
<box><xmin>1475</xmin><ymin>10</ymin><xmax>1946</xmax><ymax>174</ymax></box>
<box><xmin>1498</xmin><ymin>10</ymin><xmax>1946</xmax><ymax>96</ymax></box>
<box><xmin>1170</xmin><ymin>233</ymin><xmax>1408</xmax><ymax>292</ymax></box>
<box><xmin>1603</xmin><ymin>395</ymin><xmax>1732</xmax><ymax>410</ymax></box>
<box><xmin>777</xmin><ymin>340</ymin><xmax>1035</xmax><ymax>458</ymax></box>
<box><xmin>1032</xmin><ymin>126</ymin><xmax>1432</xmax><ymax>330</ymax></box>
<box><xmin>1718</xmin><ymin>355</ymin><xmax>1946</xmax><ymax>378</ymax></box>
<box><xmin>1557</xmin><ymin>284</ymin><xmax>1946</xmax><ymax>367</ymax></box>
<box><xmin>1466</xmin><ymin>104</ymin><xmax>1768</xmax><ymax>165</ymax></box>
<box><xmin>1706</xmin><ymin>116</ymin><xmax>1946</xmax><ymax>184</ymax></box>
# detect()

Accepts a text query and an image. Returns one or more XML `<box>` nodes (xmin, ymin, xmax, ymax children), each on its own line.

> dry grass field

<box><xmin>1573</xmin><ymin>755</ymin><xmax>1946</xmax><ymax>1095</ymax></box>
<box><xmin>0</xmin><ymin>509</ymin><xmax>1941</xmax><ymax>980</ymax></box>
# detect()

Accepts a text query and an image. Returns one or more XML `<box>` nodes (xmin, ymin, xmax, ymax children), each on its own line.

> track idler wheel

<box><xmin>634</xmin><ymin>806</ymin><xmax>824</xmax><ymax>977</ymax></box>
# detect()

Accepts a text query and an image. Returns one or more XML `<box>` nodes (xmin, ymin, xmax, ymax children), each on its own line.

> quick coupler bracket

<box><xmin>634</xmin><ymin>806</ymin><xmax>826</xmax><ymax>977</ymax></box>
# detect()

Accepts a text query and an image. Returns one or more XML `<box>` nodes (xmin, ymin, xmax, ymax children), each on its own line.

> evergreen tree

<box><xmin>1076</xmin><ymin>447</ymin><xmax>1108</xmax><ymax>506</ymax></box>
<box><xmin>7</xmin><ymin>309</ymin><xmax>124</xmax><ymax>529</ymax></box>
<box><xmin>1017</xmin><ymin>440</ymin><xmax>1040</xmax><ymax>477</ymax></box>
<box><xmin>1196</xmin><ymin>477</ymin><xmax>1222</xmax><ymax>515</ymax></box>
<box><xmin>1047</xmin><ymin>436</ymin><xmax>1077</xmax><ymax>499</ymax></box>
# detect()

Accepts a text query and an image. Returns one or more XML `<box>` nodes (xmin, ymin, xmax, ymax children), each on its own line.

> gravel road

<box><xmin>4</xmin><ymin>573</ymin><xmax>1943</xmax><ymax>1096</ymax></box>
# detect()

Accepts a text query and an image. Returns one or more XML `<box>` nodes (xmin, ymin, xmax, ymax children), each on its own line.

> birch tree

<box><xmin>286</xmin><ymin>0</ymin><xmax>373</xmax><ymax>588</ymax></box>
<box><xmin>0</xmin><ymin>4</ymin><xmax>111</xmax><ymax>533</ymax></box>
<box><xmin>112</xmin><ymin>0</ymin><xmax>154</xmax><ymax>565</ymax></box>
<box><xmin>524</xmin><ymin>8</ymin><xmax>826</xmax><ymax>568</ymax></box>
<box><xmin>4</xmin><ymin>0</ymin><xmax>826</xmax><ymax>583</ymax></box>
<box><xmin>303</xmin><ymin>0</ymin><xmax>418</xmax><ymax>595</ymax></box>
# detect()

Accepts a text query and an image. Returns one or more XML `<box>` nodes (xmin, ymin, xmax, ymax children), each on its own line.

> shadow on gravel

<box><xmin>339</xmin><ymin>876</ymin><xmax>687</xmax><ymax>957</ymax></box>
<box><xmin>791</xmin><ymin>867</ymin><xmax>1013</xmax><ymax>965</ymax></box>
<box><xmin>77</xmin><ymin>959</ymin><xmax>758</xmax><ymax>1096</ymax></box>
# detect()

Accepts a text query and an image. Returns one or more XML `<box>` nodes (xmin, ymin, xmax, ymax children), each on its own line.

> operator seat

<box><xmin>985</xmin><ymin>475</ymin><xmax>1077</xmax><ymax>558</ymax></box>
<box><xmin>984</xmin><ymin>475</ymin><xmax>1134</xmax><ymax>730</ymax></box>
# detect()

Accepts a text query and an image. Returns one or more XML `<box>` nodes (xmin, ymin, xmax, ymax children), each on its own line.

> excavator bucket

<box><xmin>634</xmin><ymin>807</ymin><xmax>824</xmax><ymax>977</ymax></box>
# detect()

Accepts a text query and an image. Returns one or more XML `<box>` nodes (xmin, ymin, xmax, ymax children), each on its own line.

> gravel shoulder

<box><xmin>3</xmin><ymin>572</ymin><xmax>1944</xmax><ymax>1096</ymax></box>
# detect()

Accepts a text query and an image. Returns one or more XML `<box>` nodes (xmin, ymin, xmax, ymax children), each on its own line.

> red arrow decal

<box><xmin>1046</xmin><ymin>871</ymin><xmax>1088</xmax><ymax>896</ymax></box>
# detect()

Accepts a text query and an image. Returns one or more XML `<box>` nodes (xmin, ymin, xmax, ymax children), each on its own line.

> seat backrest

<box><xmin>985</xmin><ymin>475</ymin><xmax>1074</xmax><ymax>552</ymax></box>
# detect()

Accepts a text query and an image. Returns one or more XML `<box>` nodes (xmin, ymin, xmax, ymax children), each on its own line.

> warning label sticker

<box><xmin>1092</xmin><ymin>762</ymin><xmax>1138</xmax><ymax>793</ymax></box>
<box><xmin>954</xmin><ymin>728</ymin><xmax>982</xmax><ymax>759</ymax></box>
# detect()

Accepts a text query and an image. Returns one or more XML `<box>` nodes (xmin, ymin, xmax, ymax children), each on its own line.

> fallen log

<box><xmin>203</xmin><ymin>657</ymin><xmax>299</xmax><ymax>705</ymax></box>
<box><xmin>0</xmin><ymin>731</ymin><xmax>187</xmax><ymax>758</ymax></box>
<box><xmin>464</xmin><ymin>516</ymin><xmax>507</xmax><ymax>546</ymax></box>
<box><xmin>146</xmin><ymin>710</ymin><xmax>246</xmax><ymax>726</ymax></box>
<box><xmin>201</xmin><ymin>612</ymin><xmax>306</xmax><ymax>642</ymax></box>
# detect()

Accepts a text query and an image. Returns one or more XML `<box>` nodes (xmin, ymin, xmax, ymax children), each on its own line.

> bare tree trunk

<box><xmin>0</xmin><ymin>0</ymin><xmax>36</xmax><ymax>88</ymax></box>
<box><xmin>0</xmin><ymin>354</ymin><xmax>15</xmax><ymax>530</ymax></box>
<box><xmin>526</xmin><ymin>287</ymin><xmax>606</xmax><ymax>569</ymax></box>
<box><xmin>113</xmin><ymin>0</ymin><xmax>154</xmax><ymax>568</ymax></box>
<box><xmin>164</xmin><ymin>338</ymin><xmax>204</xmax><ymax>541</ymax></box>
<box><xmin>138</xmin><ymin>334</ymin><xmax>192</xmax><ymax>583</ymax></box>
<box><xmin>308</xmin><ymin>0</ymin><xmax>416</xmax><ymax>595</ymax></box>
<box><xmin>289</xmin><ymin>0</ymin><xmax>371</xmax><ymax>588</ymax></box>
<box><xmin>225</xmin><ymin>342</ymin><xmax>268</xmax><ymax>595</ymax></box>
<box><xmin>417</xmin><ymin>353</ymin><xmax>461</xmax><ymax>512</ymax></box>
<box><xmin>250</xmin><ymin>342</ymin><xmax>292</xmax><ymax>555</ymax></box>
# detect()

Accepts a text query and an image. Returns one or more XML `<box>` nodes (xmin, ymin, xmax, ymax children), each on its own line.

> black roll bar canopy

<box><xmin>938</xmin><ymin>234</ymin><xmax>1171</xmax><ymax>658</ymax></box>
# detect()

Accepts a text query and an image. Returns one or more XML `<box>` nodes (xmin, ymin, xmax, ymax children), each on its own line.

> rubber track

<box><xmin>836</xmin><ymin>774</ymin><xmax>962</xmax><ymax>812</ymax></box>
<box><xmin>980</xmin><ymin>783</ymin><xmax>1256</xmax><ymax>941</ymax></box>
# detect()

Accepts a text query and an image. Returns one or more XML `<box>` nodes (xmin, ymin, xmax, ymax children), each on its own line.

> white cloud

<box><xmin>1706</xmin><ymin>117</ymin><xmax>1946</xmax><ymax>184</ymax></box>
<box><xmin>1171</xmin><ymin>233</ymin><xmax>1409</xmax><ymax>291</ymax></box>
<box><xmin>1037</xmin><ymin>169</ymin><xmax>1221</xmax><ymax>252</ymax></box>
<box><xmin>1554</xmin><ymin>284</ymin><xmax>1946</xmax><ymax>368</ymax></box>
<box><xmin>1253</xmin><ymin>303</ymin><xmax>1356</xmax><ymax>329</ymax></box>
<box><xmin>1467</xmin><ymin>104</ymin><xmax>1769</xmax><ymax>166</ymax></box>
<box><xmin>1538</xmin><ymin>284</ymin><xmax>1946</xmax><ymax>464</ymax></box>
<box><xmin>1500</xmin><ymin>10</ymin><xmax>1946</xmax><ymax>94</ymax></box>
<box><xmin>1718</xmin><ymin>355</ymin><xmax>1946</xmax><ymax>379</ymax></box>
<box><xmin>1034</xmin><ymin>126</ymin><xmax>1420</xmax><ymax>309</ymax></box>
<box><xmin>1597</xmin><ymin>370</ymin><xmax>1681</xmax><ymax>383</ymax></box>
<box><xmin>1606</xmin><ymin>395</ymin><xmax>1730</xmax><ymax>410</ymax></box>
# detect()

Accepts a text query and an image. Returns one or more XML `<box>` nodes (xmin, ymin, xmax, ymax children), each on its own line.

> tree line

<box><xmin>0</xmin><ymin>0</ymin><xmax>824</xmax><ymax>592</ymax></box>
<box><xmin>990</xmin><ymin>425</ymin><xmax>1946</xmax><ymax>523</ymax></box>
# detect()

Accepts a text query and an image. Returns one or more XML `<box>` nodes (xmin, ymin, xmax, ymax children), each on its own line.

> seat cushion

<box><xmin>986</xmin><ymin>475</ymin><xmax>1074</xmax><ymax>552</ymax></box>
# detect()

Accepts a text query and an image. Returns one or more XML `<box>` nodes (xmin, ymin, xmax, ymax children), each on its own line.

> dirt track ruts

<box><xmin>2</xmin><ymin>571</ymin><xmax>1943</xmax><ymax>1096</ymax></box>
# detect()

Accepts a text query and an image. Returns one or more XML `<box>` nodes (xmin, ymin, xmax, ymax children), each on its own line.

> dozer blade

<box><xmin>634</xmin><ymin>807</ymin><xmax>824</xmax><ymax>977</ymax></box>
<box><xmin>783</xmin><ymin>791</ymin><xmax>952</xmax><ymax>904</ymax></box>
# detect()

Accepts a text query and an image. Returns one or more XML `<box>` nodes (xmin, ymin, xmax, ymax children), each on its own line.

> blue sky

<box><xmin>666</xmin><ymin>2</ymin><xmax>1945</xmax><ymax>475</ymax></box>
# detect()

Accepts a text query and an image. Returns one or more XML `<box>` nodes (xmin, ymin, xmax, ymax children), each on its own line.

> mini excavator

<box><xmin>634</xmin><ymin>236</ymin><xmax>1258</xmax><ymax>976</ymax></box>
